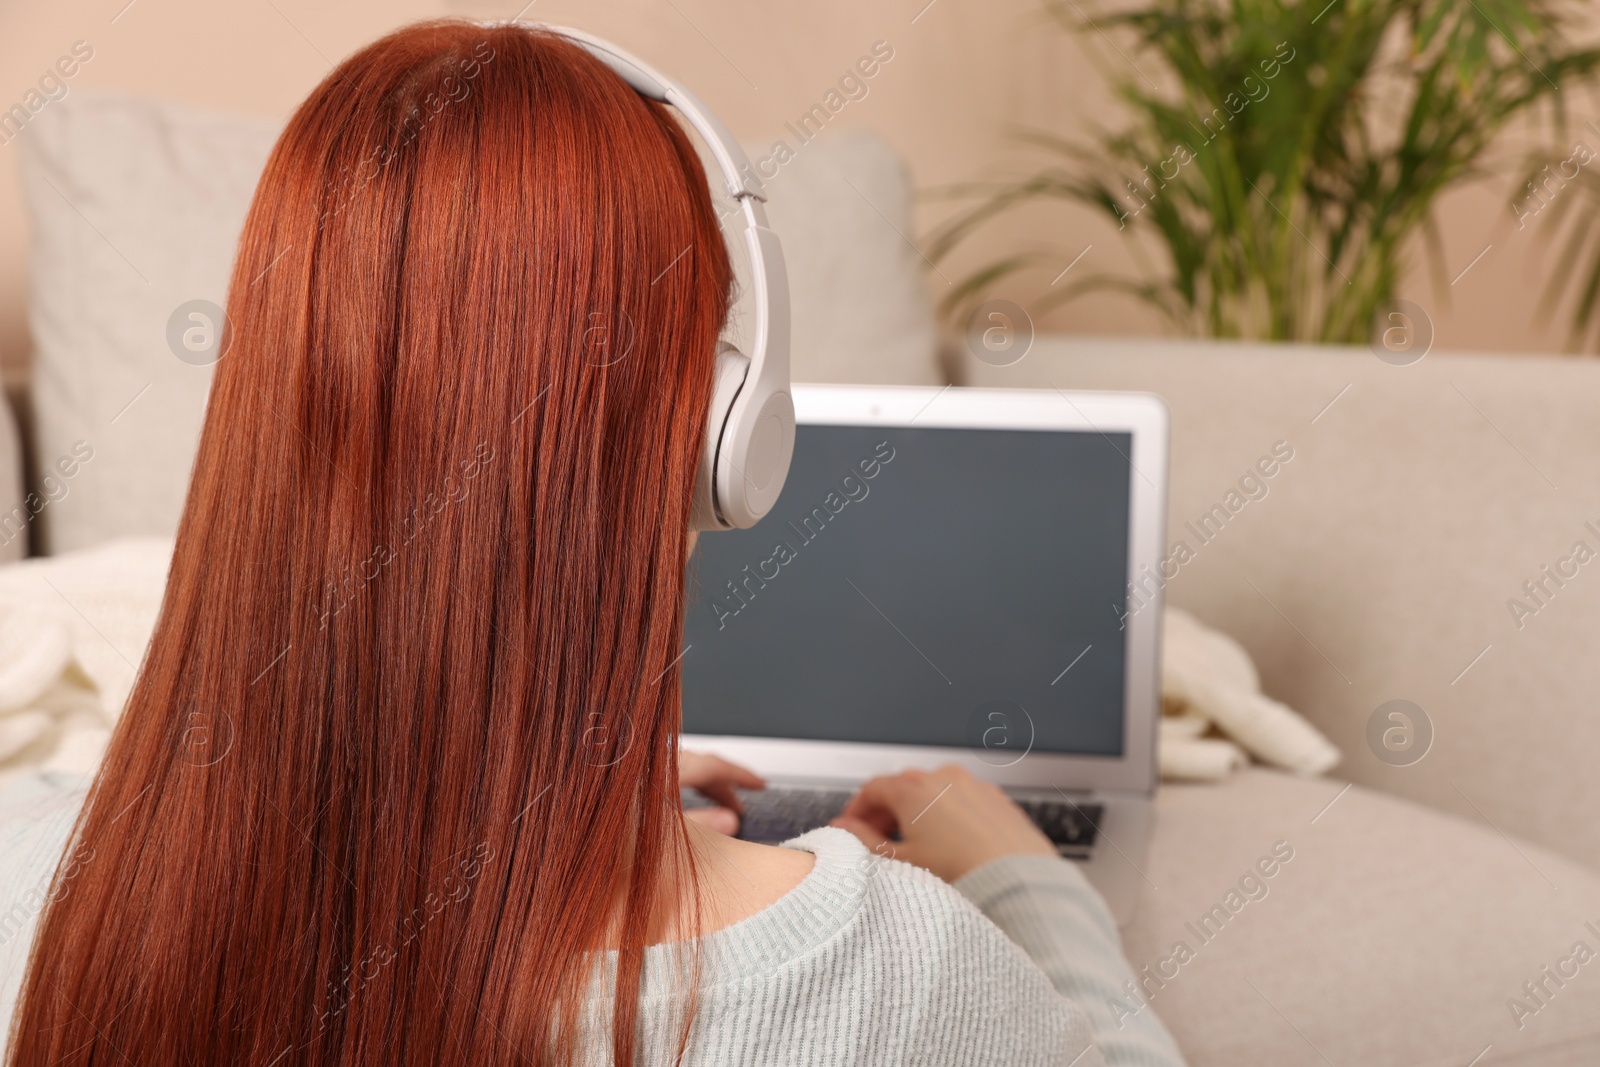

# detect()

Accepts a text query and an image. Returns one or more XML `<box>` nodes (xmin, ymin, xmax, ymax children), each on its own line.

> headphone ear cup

<box><xmin>690</xmin><ymin>346</ymin><xmax>752</xmax><ymax>531</ymax></box>
<box><xmin>719</xmin><ymin>388</ymin><xmax>794</xmax><ymax>527</ymax></box>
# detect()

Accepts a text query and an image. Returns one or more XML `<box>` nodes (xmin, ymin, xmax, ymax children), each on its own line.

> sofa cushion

<box><xmin>732</xmin><ymin>129</ymin><xmax>942</xmax><ymax>390</ymax></box>
<box><xmin>965</xmin><ymin>337</ymin><xmax>1600</xmax><ymax>871</ymax></box>
<box><xmin>1143</xmin><ymin>769</ymin><xmax>1600</xmax><ymax>1065</ymax></box>
<box><xmin>19</xmin><ymin>93</ymin><xmax>277</xmax><ymax>556</ymax></box>
<box><xmin>18</xmin><ymin>91</ymin><xmax>940</xmax><ymax>555</ymax></box>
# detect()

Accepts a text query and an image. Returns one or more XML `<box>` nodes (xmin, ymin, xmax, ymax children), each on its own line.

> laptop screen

<box><xmin>682</xmin><ymin>422</ymin><xmax>1133</xmax><ymax>758</ymax></box>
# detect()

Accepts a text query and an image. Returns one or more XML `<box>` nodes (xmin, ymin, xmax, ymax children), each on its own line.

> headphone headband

<box><xmin>513</xmin><ymin>23</ymin><xmax>796</xmax><ymax>530</ymax></box>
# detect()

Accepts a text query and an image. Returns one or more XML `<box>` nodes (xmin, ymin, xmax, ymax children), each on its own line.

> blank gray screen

<box><xmin>682</xmin><ymin>423</ymin><xmax>1131</xmax><ymax>757</ymax></box>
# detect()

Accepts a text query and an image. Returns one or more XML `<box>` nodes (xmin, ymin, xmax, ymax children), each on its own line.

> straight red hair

<box><xmin>7</xmin><ymin>20</ymin><xmax>733</xmax><ymax>1065</ymax></box>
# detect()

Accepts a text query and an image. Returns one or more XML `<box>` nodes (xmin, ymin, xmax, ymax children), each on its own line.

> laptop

<box><xmin>681</xmin><ymin>383</ymin><xmax>1168</xmax><ymax>924</ymax></box>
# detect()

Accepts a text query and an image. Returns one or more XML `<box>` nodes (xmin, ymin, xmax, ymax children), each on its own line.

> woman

<box><xmin>2</xmin><ymin>21</ymin><xmax>1183</xmax><ymax>1066</ymax></box>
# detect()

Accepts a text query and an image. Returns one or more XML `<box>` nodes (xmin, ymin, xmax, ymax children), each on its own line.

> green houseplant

<box><xmin>930</xmin><ymin>0</ymin><xmax>1600</xmax><ymax>343</ymax></box>
<box><xmin>1529</xmin><ymin>142</ymin><xmax>1600</xmax><ymax>350</ymax></box>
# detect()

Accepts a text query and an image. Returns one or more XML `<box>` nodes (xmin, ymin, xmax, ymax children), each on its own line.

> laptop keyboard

<box><xmin>1013</xmin><ymin>796</ymin><xmax>1103</xmax><ymax>854</ymax></box>
<box><xmin>683</xmin><ymin>786</ymin><xmax>1102</xmax><ymax>857</ymax></box>
<box><xmin>733</xmin><ymin>787</ymin><xmax>855</xmax><ymax>843</ymax></box>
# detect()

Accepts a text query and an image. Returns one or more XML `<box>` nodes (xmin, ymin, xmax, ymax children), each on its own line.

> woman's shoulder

<box><xmin>783</xmin><ymin>826</ymin><xmax>1035</xmax><ymax>954</ymax></box>
<box><xmin>759</xmin><ymin>828</ymin><xmax>1102</xmax><ymax>1065</ymax></box>
<box><xmin>773</xmin><ymin>827</ymin><xmax>1013</xmax><ymax>942</ymax></box>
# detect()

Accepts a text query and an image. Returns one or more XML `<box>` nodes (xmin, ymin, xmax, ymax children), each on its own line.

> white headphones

<box><xmin>527</xmin><ymin>24</ymin><xmax>795</xmax><ymax>530</ymax></box>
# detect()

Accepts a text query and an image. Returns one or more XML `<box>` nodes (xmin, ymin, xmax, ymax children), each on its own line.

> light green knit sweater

<box><xmin>0</xmin><ymin>774</ymin><xmax>1185</xmax><ymax>1065</ymax></box>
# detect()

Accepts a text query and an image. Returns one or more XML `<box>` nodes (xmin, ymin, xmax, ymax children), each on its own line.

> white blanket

<box><xmin>0</xmin><ymin>537</ymin><xmax>173</xmax><ymax>784</ymax></box>
<box><xmin>1160</xmin><ymin>607</ymin><xmax>1341</xmax><ymax>780</ymax></box>
<box><xmin>0</xmin><ymin>539</ymin><xmax>1340</xmax><ymax>786</ymax></box>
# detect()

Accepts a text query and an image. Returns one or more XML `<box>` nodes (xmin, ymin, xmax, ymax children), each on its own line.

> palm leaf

<box><xmin>932</xmin><ymin>0</ymin><xmax>1600</xmax><ymax>345</ymax></box>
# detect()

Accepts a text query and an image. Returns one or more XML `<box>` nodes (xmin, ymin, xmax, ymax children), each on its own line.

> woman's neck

<box><xmin>601</xmin><ymin>818</ymin><xmax>816</xmax><ymax>949</ymax></box>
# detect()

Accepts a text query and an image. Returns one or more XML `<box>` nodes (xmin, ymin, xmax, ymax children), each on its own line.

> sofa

<box><xmin>6</xmin><ymin>90</ymin><xmax>1600</xmax><ymax>1064</ymax></box>
<box><xmin>971</xmin><ymin>339</ymin><xmax>1600</xmax><ymax>1064</ymax></box>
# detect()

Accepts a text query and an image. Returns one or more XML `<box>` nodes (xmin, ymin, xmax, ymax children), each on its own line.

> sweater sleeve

<box><xmin>952</xmin><ymin>856</ymin><xmax>1187</xmax><ymax>1067</ymax></box>
<box><xmin>896</xmin><ymin>874</ymin><xmax>1108</xmax><ymax>1067</ymax></box>
<box><xmin>0</xmin><ymin>773</ymin><xmax>89</xmax><ymax>1045</ymax></box>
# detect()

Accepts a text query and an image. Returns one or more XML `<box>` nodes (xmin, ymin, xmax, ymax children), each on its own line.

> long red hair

<box><xmin>7</xmin><ymin>19</ymin><xmax>733</xmax><ymax>1065</ymax></box>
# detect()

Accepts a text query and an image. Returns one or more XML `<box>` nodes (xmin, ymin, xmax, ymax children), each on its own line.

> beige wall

<box><xmin>0</xmin><ymin>0</ymin><xmax>1587</xmax><ymax>388</ymax></box>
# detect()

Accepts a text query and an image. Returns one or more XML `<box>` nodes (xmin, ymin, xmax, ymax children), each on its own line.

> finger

<box><xmin>837</xmin><ymin>773</ymin><xmax>922</xmax><ymax>830</ymax></box>
<box><xmin>680</xmin><ymin>752</ymin><xmax>766</xmax><ymax>793</ymax></box>
<box><xmin>839</xmin><ymin>800</ymin><xmax>898</xmax><ymax>842</ymax></box>
<box><xmin>832</xmin><ymin>816</ymin><xmax>915</xmax><ymax>871</ymax></box>
<box><xmin>693</xmin><ymin>781</ymin><xmax>745</xmax><ymax>813</ymax></box>
<box><xmin>684</xmin><ymin>806</ymin><xmax>740</xmax><ymax>836</ymax></box>
<box><xmin>830</xmin><ymin>814</ymin><xmax>890</xmax><ymax>854</ymax></box>
<box><xmin>693</xmin><ymin>752</ymin><xmax>767</xmax><ymax>789</ymax></box>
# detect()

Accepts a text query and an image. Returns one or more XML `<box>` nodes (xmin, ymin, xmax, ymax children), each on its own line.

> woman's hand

<box><xmin>831</xmin><ymin>763</ymin><xmax>1057</xmax><ymax>883</ymax></box>
<box><xmin>679</xmin><ymin>751</ymin><xmax>764</xmax><ymax>836</ymax></box>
